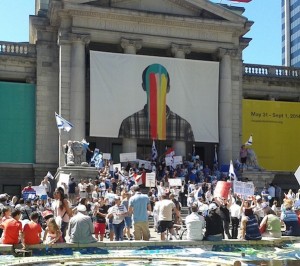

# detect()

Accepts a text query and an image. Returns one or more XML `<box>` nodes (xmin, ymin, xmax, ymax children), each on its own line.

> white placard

<box><xmin>146</xmin><ymin>173</ymin><xmax>156</xmax><ymax>187</ymax></box>
<box><xmin>113</xmin><ymin>163</ymin><xmax>121</xmax><ymax>171</ymax></box>
<box><xmin>173</xmin><ymin>156</ymin><xmax>183</xmax><ymax>165</ymax></box>
<box><xmin>165</xmin><ymin>157</ymin><xmax>173</xmax><ymax>166</ymax></box>
<box><xmin>57</xmin><ymin>173</ymin><xmax>70</xmax><ymax>192</ymax></box>
<box><xmin>168</xmin><ymin>178</ymin><xmax>182</xmax><ymax>187</ymax></box>
<box><xmin>138</xmin><ymin>159</ymin><xmax>152</xmax><ymax>170</ymax></box>
<box><xmin>120</xmin><ymin>152</ymin><xmax>137</xmax><ymax>162</ymax></box>
<box><xmin>233</xmin><ymin>181</ymin><xmax>255</xmax><ymax>199</ymax></box>
<box><xmin>103</xmin><ymin>153</ymin><xmax>111</xmax><ymax>160</ymax></box>
<box><xmin>294</xmin><ymin>165</ymin><xmax>300</xmax><ymax>185</ymax></box>
<box><xmin>32</xmin><ymin>186</ymin><xmax>47</xmax><ymax>196</ymax></box>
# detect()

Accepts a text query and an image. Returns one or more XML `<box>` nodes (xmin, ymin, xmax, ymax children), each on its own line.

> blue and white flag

<box><xmin>245</xmin><ymin>135</ymin><xmax>253</xmax><ymax>146</ymax></box>
<box><xmin>46</xmin><ymin>171</ymin><xmax>54</xmax><ymax>180</ymax></box>
<box><xmin>55</xmin><ymin>112</ymin><xmax>73</xmax><ymax>132</ymax></box>
<box><xmin>214</xmin><ymin>145</ymin><xmax>218</xmax><ymax>165</ymax></box>
<box><xmin>229</xmin><ymin>160</ymin><xmax>237</xmax><ymax>181</ymax></box>
<box><xmin>152</xmin><ymin>140</ymin><xmax>158</xmax><ymax>161</ymax></box>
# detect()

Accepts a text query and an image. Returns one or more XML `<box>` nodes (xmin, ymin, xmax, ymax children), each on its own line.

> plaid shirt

<box><xmin>118</xmin><ymin>105</ymin><xmax>194</xmax><ymax>141</ymax></box>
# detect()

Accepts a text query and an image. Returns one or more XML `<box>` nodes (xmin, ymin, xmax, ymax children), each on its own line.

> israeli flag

<box><xmin>152</xmin><ymin>140</ymin><xmax>158</xmax><ymax>161</ymax></box>
<box><xmin>55</xmin><ymin>112</ymin><xmax>73</xmax><ymax>132</ymax></box>
<box><xmin>229</xmin><ymin>160</ymin><xmax>237</xmax><ymax>181</ymax></box>
<box><xmin>245</xmin><ymin>135</ymin><xmax>253</xmax><ymax>146</ymax></box>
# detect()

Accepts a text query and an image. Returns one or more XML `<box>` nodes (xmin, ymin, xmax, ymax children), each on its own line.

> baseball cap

<box><xmin>256</xmin><ymin>195</ymin><xmax>261</xmax><ymax>200</ymax></box>
<box><xmin>208</xmin><ymin>203</ymin><xmax>218</xmax><ymax>211</ymax></box>
<box><xmin>42</xmin><ymin>210</ymin><xmax>54</xmax><ymax>219</ymax></box>
<box><xmin>77</xmin><ymin>204</ymin><xmax>87</xmax><ymax>212</ymax></box>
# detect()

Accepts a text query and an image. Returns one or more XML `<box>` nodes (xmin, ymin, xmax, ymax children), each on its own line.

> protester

<box><xmin>43</xmin><ymin>217</ymin><xmax>63</xmax><ymax>244</ymax></box>
<box><xmin>129</xmin><ymin>185</ymin><xmax>151</xmax><ymax>241</ymax></box>
<box><xmin>259</xmin><ymin>207</ymin><xmax>281</xmax><ymax>238</ymax></box>
<box><xmin>53</xmin><ymin>187</ymin><xmax>73</xmax><ymax>241</ymax></box>
<box><xmin>68</xmin><ymin>204</ymin><xmax>97</xmax><ymax>244</ymax></box>
<box><xmin>185</xmin><ymin>204</ymin><xmax>205</xmax><ymax>240</ymax></box>
<box><xmin>0</xmin><ymin>209</ymin><xmax>23</xmax><ymax>244</ymax></box>
<box><xmin>281</xmin><ymin>199</ymin><xmax>300</xmax><ymax>236</ymax></box>
<box><xmin>23</xmin><ymin>212</ymin><xmax>43</xmax><ymax>247</ymax></box>
<box><xmin>204</xmin><ymin>202</ymin><xmax>223</xmax><ymax>241</ymax></box>
<box><xmin>107</xmin><ymin>196</ymin><xmax>127</xmax><ymax>241</ymax></box>
<box><xmin>240</xmin><ymin>208</ymin><xmax>262</xmax><ymax>240</ymax></box>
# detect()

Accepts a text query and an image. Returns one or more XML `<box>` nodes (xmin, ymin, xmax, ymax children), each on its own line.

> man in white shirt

<box><xmin>185</xmin><ymin>204</ymin><xmax>205</xmax><ymax>240</ymax></box>
<box><xmin>156</xmin><ymin>193</ymin><xmax>179</xmax><ymax>240</ymax></box>
<box><xmin>229</xmin><ymin>198</ymin><xmax>241</xmax><ymax>239</ymax></box>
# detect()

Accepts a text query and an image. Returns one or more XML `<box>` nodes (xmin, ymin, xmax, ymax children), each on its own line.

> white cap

<box><xmin>256</xmin><ymin>195</ymin><xmax>261</xmax><ymax>200</ymax></box>
<box><xmin>208</xmin><ymin>203</ymin><xmax>218</xmax><ymax>211</ymax></box>
<box><xmin>77</xmin><ymin>204</ymin><xmax>87</xmax><ymax>212</ymax></box>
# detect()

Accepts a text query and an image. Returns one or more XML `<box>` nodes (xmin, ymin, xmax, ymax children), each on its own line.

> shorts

<box><xmin>94</xmin><ymin>222</ymin><xmax>106</xmax><ymax>235</ymax></box>
<box><xmin>108</xmin><ymin>222</ymin><xmax>114</xmax><ymax>233</ymax></box>
<box><xmin>157</xmin><ymin>220</ymin><xmax>173</xmax><ymax>233</ymax></box>
<box><xmin>124</xmin><ymin>216</ymin><xmax>132</xmax><ymax>228</ymax></box>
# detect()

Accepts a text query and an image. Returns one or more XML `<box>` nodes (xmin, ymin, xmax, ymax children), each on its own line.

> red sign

<box><xmin>213</xmin><ymin>181</ymin><xmax>231</xmax><ymax>199</ymax></box>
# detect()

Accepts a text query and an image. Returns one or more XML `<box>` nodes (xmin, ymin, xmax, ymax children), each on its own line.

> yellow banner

<box><xmin>242</xmin><ymin>99</ymin><xmax>300</xmax><ymax>171</ymax></box>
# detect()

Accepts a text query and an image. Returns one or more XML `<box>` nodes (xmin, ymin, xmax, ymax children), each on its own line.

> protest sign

<box><xmin>138</xmin><ymin>159</ymin><xmax>152</xmax><ymax>170</ymax></box>
<box><xmin>233</xmin><ymin>181</ymin><xmax>255</xmax><ymax>199</ymax></box>
<box><xmin>32</xmin><ymin>186</ymin><xmax>47</xmax><ymax>200</ymax></box>
<box><xmin>146</xmin><ymin>173</ymin><xmax>156</xmax><ymax>187</ymax></box>
<box><xmin>102</xmin><ymin>153</ymin><xmax>111</xmax><ymax>160</ymax></box>
<box><xmin>120</xmin><ymin>152</ymin><xmax>137</xmax><ymax>162</ymax></box>
<box><xmin>168</xmin><ymin>178</ymin><xmax>182</xmax><ymax>187</ymax></box>
<box><xmin>213</xmin><ymin>181</ymin><xmax>231</xmax><ymax>199</ymax></box>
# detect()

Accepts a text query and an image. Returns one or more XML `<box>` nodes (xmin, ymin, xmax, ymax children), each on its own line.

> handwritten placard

<box><xmin>146</xmin><ymin>173</ymin><xmax>156</xmax><ymax>187</ymax></box>
<box><xmin>102</xmin><ymin>153</ymin><xmax>111</xmax><ymax>160</ymax></box>
<box><xmin>168</xmin><ymin>178</ymin><xmax>182</xmax><ymax>187</ymax></box>
<box><xmin>120</xmin><ymin>152</ymin><xmax>137</xmax><ymax>162</ymax></box>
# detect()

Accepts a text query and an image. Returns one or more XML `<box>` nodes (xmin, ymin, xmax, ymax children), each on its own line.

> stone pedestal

<box><xmin>55</xmin><ymin>166</ymin><xmax>99</xmax><ymax>185</ymax></box>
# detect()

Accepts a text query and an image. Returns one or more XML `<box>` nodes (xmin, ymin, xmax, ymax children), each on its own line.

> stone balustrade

<box><xmin>243</xmin><ymin>63</ymin><xmax>300</xmax><ymax>79</ymax></box>
<box><xmin>0</xmin><ymin>41</ymin><xmax>36</xmax><ymax>56</ymax></box>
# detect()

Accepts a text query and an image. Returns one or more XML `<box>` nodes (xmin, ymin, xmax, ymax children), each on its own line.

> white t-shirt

<box><xmin>185</xmin><ymin>212</ymin><xmax>205</xmax><ymax>240</ymax></box>
<box><xmin>157</xmin><ymin>199</ymin><xmax>175</xmax><ymax>221</ymax></box>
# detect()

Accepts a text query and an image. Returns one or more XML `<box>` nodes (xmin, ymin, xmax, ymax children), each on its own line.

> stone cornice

<box><xmin>58</xmin><ymin>33</ymin><xmax>90</xmax><ymax>45</ymax></box>
<box><xmin>65</xmin><ymin>7</ymin><xmax>245</xmax><ymax>33</ymax></box>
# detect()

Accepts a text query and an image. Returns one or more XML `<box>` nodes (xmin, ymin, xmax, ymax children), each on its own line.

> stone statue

<box><xmin>66</xmin><ymin>140</ymin><xmax>88</xmax><ymax>166</ymax></box>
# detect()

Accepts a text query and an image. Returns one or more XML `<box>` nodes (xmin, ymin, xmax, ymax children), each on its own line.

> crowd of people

<box><xmin>0</xmin><ymin>157</ymin><xmax>300</xmax><ymax>249</ymax></box>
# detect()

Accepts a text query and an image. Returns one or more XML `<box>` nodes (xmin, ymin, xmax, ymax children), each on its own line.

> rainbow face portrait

<box><xmin>143</xmin><ymin>64</ymin><xmax>169</xmax><ymax>140</ymax></box>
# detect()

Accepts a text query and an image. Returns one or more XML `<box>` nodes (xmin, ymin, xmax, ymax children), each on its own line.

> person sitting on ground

<box><xmin>281</xmin><ymin>199</ymin><xmax>300</xmax><ymax>236</ymax></box>
<box><xmin>204</xmin><ymin>202</ymin><xmax>224</xmax><ymax>241</ymax></box>
<box><xmin>22</xmin><ymin>212</ymin><xmax>43</xmax><ymax>248</ymax></box>
<box><xmin>68</xmin><ymin>204</ymin><xmax>97</xmax><ymax>244</ymax></box>
<box><xmin>185</xmin><ymin>203</ymin><xmax>205</xmax><ymax>241</ymax></box>
<box><xmin>43</xmin><ymin>217</ymin><xmax>63</xmax><ymax>244</ymax></box>
<box><xmin>259</xmin><ymin>206</ymin><xmax>281</xmax><ymax>238</ymax></box>
<box><xmin>0</xmin><ymin>209</ymin><xmax>23</xmax><ymax>244</ymax></box>
<box><xmin>240</xmin><ymin>208</ymin><xmax>262</xmax><ymax>240</ymax></box>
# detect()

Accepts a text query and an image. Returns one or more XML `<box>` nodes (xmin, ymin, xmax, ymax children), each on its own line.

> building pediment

<box><xmin>67</xmin><ymin>0</ymin><xmax>248</xmax><ymax>23</ymax></box>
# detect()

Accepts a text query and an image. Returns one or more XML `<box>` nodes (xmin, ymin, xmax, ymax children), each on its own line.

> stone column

<box><xmin>58</xmin><ymin>33</ymin><xmax>72</xmax><ymax>166</ymax></box>
<box><xmin>218</xmin><ymin>48</ymin><xmax>236</xmax><ymax>166</ymax></box>
<box><xmin>120</xmin><ymin>38</ymin><xmax>142</xmax><ymax>153</ymax></box>
<box><xmin>171</xmin><ymin>43</ymin><xmax>191</xmax><ymax>156</ymax></box>
<box><xmin>69</xmin><ymin>34</ymin><xmax>90</xmax><ymax>141</ymax></box>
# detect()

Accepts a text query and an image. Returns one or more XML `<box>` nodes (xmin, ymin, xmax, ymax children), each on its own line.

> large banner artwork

<box><xmin>243</xmin><ymin>99</ymin><xmax>300</xmax><ymax>171</ymax></box>
<box><xmin>90</xmin><ymin>51</ymin><xmax>219</xmax><ymax>142</ymax></box>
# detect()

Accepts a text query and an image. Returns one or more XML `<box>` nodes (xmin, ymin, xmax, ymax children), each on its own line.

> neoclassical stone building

<box><xmin>0</xmin><ymin>0</ymin><xmax>299</xmax><ymax>195</ymax></box>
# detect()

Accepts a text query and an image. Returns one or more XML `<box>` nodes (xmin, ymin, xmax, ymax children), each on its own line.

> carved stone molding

<box><xmin>58</xmin><ymin>33</ymin><xmax>90</xmax><ymax>46</ymax></box>
<box><xmin>171</xmin><ymin>43</ymin><xmax>191</xmax><ymax>58</ymax></box>
<box><xmin>218</xmin><ymin>48</ymin><xmax>238</xmax><ymax>58</ymax></box>
<box><xmin>120</xmin><ymin>38</ymin><xmax>142</xmax><ymax>53</ymax></box>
